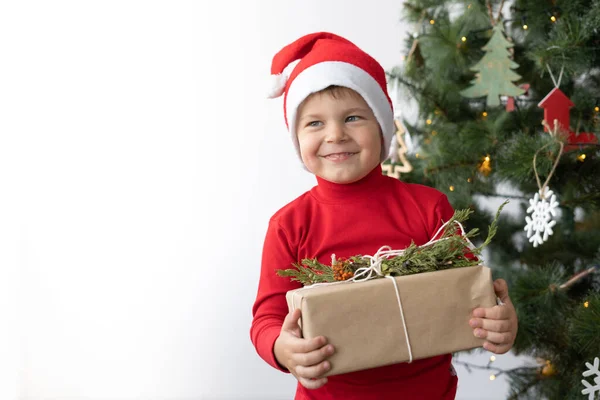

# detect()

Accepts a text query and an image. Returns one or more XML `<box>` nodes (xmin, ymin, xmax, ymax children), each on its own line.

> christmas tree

<box><xmin>460</xmin><ymin>23</ymin><xmax>526</xmax><ymax>106</ymax></box>
<box><xmin>388</xmin><ymin>1</ymin><xmax>600</xmax><ymax>398</ymax></box>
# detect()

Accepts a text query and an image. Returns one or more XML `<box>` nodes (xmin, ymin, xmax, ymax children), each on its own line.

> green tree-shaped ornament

<box><xmin>460</xmin><ymin>24</ymin><xmax>525</xmax><ymax>107</ymax></box>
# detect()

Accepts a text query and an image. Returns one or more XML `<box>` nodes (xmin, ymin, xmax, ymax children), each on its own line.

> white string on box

<box><xmin>291</xmin><ymin>219</ymin><xmax>480</xmax><ymax>364</ymax></box>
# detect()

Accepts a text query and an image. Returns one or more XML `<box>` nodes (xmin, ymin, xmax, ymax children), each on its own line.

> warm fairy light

<box><xmin>467</xmin><ymin>178</ymin><xmax>472</xmax><ymax>183</ymax></box>
<box><xmin>449</xmin><ymin>185</ymin><xmax>455</xmax><ymax>191</ymax></box>
<box><xmin>595</xmin><ymin>106</ymin><xmax>599</xmax><ymax>112</ymax></box>
<box><xmin>482</xmin><ymin>111</ymin><xmax>488</xmax><ymax>117</ymax></box>
<box><xmin>550</xmin><ymin>15</ymin><xmax>557</xmax><ymax>22</ymax></box>
<box><xmin>416</xmin><ymin>153</ymin><xmax>420</xmax><ymax>158</ymax></box>
<box><xmin>479</xmin><ymin>155</ymin><xmax>492</xmax><ymax>176</ymax></box>
<box><xmin>523</xmin><ymin>24</ymin><xmax>528</xmax><ymax>30</ymax></box>
<box><xmin>584</xmin><ymin>301</ymin><xmax>589</xmax><ymax>308</ymax></box>
<box><xmin>432</xmin><ymin>130</ymin><xmax>438</xmax><ymax>136</ymax></box>
<box><xmin>461</xmin><ymin>36</ymin><xmax>467</xmax><ymax>42</ymax></box>
<box><xmin>578</xmin><ymin>154</ymin><xmax>587</xmax><ymax>162</ymax></box>
<box><xmin>426</xmin><ymin>119</ymin><xmax>432</xmax><ymax>125</ymax></box>
<box><xmin>430</xmin><ymin>19</ymin><xmax>435</xmax><ymax>25</ymax></box>
<box><xmin>490</xmin><ymin>374</ymin><xmax>496</xmax><ymax>381</ymax></box>
<box><xmin>490</xmin><ymin>356</ymin><xmax>496</xmax><ymax>362</ymax></box>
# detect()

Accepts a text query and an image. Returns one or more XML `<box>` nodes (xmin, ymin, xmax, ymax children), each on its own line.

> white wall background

<box><xmin>0</xmin><ymin>1</ymin><xmax>530</xmax><ymax>399</ymax></box>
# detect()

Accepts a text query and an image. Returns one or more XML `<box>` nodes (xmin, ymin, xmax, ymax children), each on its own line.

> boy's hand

<box><xmin>274</xmin><ymin>309</ymin><xmax>335</xmax><ymax>390</ymax></box>
<box><xmin>469</xmin><ymin>279</ymin><xmax>518</xmax><ymax>354</ymax></box>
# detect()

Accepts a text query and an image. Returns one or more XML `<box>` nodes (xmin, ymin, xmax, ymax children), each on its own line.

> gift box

<box><xmin>285</xmin><ymin>265</ymin><xmax>497</xmax><ymax>377</ymax></box>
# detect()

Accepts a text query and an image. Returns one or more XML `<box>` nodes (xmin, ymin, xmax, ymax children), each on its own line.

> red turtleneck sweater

<box><xmin>250</xmin><ymin>165</ymin><xmax>458</xmax><ymax>399</ymax></box>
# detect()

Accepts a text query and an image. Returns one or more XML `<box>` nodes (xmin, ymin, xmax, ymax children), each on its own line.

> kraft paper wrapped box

<box><xmin>285</xmin><ymin>265</ymin><xmax>497</xmax><ymax>377</ymax></box>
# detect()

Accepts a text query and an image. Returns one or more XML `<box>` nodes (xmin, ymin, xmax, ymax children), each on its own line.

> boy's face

<box><xmin>296</xmin><ymin>87</ymin><xmax>382</xmax><ymax>184</ymax></box>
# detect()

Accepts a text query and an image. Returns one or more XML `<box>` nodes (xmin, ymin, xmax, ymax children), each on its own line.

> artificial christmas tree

<box><xmin>389</xmin><ymin>0</ymin><xmax>600</xmax><ymax>398</ymax></box>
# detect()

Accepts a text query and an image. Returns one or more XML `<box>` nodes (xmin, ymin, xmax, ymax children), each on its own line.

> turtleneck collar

<box><xmin>310</xmin><ymin>165</ymin><xmax>388</xmax><ymax>204</ymax></box>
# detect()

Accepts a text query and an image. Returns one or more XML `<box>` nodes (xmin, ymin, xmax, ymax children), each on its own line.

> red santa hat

<box><xmin>267</xmin><ymin>32</ymin><xmax>395</xmax><ymax>163</ymax></box>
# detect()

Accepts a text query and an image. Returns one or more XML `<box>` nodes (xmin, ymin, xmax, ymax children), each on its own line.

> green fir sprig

<box><xmin>276</xmin><ymin>200</ymin><xmax>508</xmax><ymax>286</ymax></box>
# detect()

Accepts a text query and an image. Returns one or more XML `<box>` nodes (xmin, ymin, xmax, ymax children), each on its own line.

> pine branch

<box><xmin>277</xmin><ymin>202</ymin><xmax>507</xmax><ymax>285</ymax></box>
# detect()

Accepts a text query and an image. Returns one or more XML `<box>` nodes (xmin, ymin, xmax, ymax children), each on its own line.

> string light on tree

<box><xmin>584</xmin><ymin>301</ymin><xmax>589</xmax><ymax>308</ymax></box>
<box><xmin>578</xmin><ymin>154</ymin><xmax>587</xmax><ymax>162</ymax></box>
<box><xmin>430</xmin><ymin>19</ymin><xmax>435</xmax><ymax>25</ymax></box>
<box><xmin>489</xmin><ymin>374</ymin><xmax>496</xmax><ymax>381</ymax></box>
<box><xmin>478</xmin><ymin>155</ymin><xmax>492</xmax><ymax>176</ymax></box>
<box><xmin>542</xmin><ymin>360</ymin><xmax>556</xmax><ymax>377</ymax></box>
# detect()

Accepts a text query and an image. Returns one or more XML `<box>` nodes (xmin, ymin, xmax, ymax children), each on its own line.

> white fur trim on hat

<box><xmin>267</xmin><ymin>73</ymin><xmax>288</xmax><ymax>98</ymax></box>
<box><xmin>285</xmin><ymin>61</ymin><xmax>394</xmax><ymax>163</ymax></box>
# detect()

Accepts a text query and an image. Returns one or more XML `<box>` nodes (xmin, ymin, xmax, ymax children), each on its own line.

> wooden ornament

<box><xmin>538</xmin><ymin>89</ymin><xmax>599</xmax><ymax>151</ymax></box>
<box><xmin>382</xmin><ymin>120</ymin><xmax>413</xmax><ymax>179</ymax></box>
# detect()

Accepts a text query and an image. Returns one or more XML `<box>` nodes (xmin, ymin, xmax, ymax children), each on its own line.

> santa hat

<box><xmin>267</xmin><ymin>32</ymin><xmax>395</xmax><ymax>163</ymax></box>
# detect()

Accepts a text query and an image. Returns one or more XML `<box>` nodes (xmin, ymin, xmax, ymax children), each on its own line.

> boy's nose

<box><xmin>325</xmin><ymin>123</ymin><xmax>348</xmax><ymax>143</ymax></box>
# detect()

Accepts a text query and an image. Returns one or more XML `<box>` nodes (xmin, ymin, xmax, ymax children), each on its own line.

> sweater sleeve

<box><xmin>250</xmin><ymin>217</ymin><xmax>302</xmax><ymax>372</ymax></box>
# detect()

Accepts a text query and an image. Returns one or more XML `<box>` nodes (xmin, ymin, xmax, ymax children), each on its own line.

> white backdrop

<box><xmin>0</xmin><ymin>1</ymin><xmax>527</xmax><ymax>399</ymax></box>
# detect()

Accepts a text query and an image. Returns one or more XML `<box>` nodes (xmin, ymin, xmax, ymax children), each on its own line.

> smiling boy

<box><xmin>250</xmin><ymin>32</ymin><xmax>518</xmax><ymax>400</ymax></box>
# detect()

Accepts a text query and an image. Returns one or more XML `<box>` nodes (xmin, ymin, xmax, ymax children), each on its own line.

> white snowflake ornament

<box><xmin>582</xmin><ymin>357</ymin><xmax>600</xmax><ymax>400</ymax></box>
<box><xmin>524</xmin><ymin>186</ymin><xmax>559</xmax><ymax>247</ymax></box>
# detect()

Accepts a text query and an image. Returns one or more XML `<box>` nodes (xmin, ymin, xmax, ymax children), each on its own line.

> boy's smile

<box><xmin>296</xmin><ymin>87</ymin><xmax>382</xmax><ymax>184</ymax></box>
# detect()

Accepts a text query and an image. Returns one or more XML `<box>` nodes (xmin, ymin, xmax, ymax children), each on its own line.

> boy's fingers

<box><xmin>294</xmin><ymin>336</ymin><xmax>331</xmax><ymax>355</ymax></box>
<box><xmin>295</xmin><ymin>359</ymin><xmax>332</xmax><ymax>379</ymax></box>
<box><xmin>293</xmin><ymin>343</ymin><xmax>335</xmax><ymax>366</ymax></box>
<box><xmin>470</xmin><ymin>317</ymin><xmax>512</xmax><ymax>332</ymax></box>
<box><xmin>282</xmin><ymin>309</ymin><xmax>302</xmax><ymax>336</ymax></box>
<box><xmin>483</xmin><ymin>340</ymin><xmax>512</xmax><ymax>355</ymax></box>
<box><xmin>298</xmin><ymin>376</ymin><xmax>328</xmax><ymax>390</ymax></box>
<box><xmin>473</xmin><ymin>329</ymin><xmax>513</xmax><ymax>345</ymax></box>
<box><xmin>493</xmin><ymin>279</ymin><xmax>512</xmax><ymax>305</ymax></box>
<box><xmin>472</xmin><ymin>305</ymin><xmax>510</xmax><ymax>320</ymax></box>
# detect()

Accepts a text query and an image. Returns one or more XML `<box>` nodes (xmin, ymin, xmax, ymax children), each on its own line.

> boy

<box><xmin>250</xmin><ymin>32</ymin><xmax>518</xmax><ymax>399</ymax></box>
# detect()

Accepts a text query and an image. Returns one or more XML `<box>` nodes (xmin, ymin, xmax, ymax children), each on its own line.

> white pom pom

<box><xmin>267</xmin><ymin>73</ymin><xmax>288</xmax><ymax>98</ymax></box>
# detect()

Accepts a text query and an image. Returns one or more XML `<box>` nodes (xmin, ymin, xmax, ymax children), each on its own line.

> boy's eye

<box><xmin>346</xmin><ymin>115</ymin><xmax>361</xmax><ymax>122</ymax></box>
<box><xmin>307</xmin><ymin>121</ymin><xmax>322</xmax><ymax>127</ymax></box>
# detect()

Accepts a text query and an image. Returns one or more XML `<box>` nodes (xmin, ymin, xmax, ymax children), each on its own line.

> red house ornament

<box><xmin>538</xmin><ymin>87</ymin><xmax>574</xmax><ymax>133</ymax></box>
<box><xmin>538</xmin><ymin>87</ymin><xmax>598</xmax><ymax>152</ymax></box>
